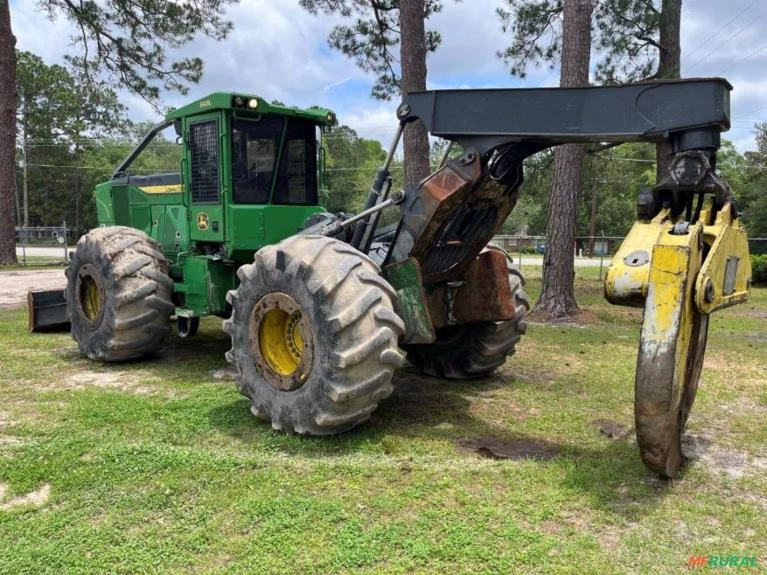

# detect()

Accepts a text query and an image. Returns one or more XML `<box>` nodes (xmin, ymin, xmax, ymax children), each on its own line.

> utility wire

<box><xmin>686</xmin><ymin>10</ymin><xmax>767</xmax><ymax>74</ymax></box>
<box><xmin>719</xmin><ymin>38</ymin><xmax>767</xmax><ymax>74</ymax></box>
<box><xmin>26</xmin><ymin>156</ymin><xmax>767</xmax><ymax>173</ymax></box>
<box><xmin>684</xmin><ymin>0</ymin><xmax>760</xmax><ymax>63</ymax></box>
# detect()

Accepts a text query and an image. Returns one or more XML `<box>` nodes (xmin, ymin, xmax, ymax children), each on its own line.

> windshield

<box><xmin>231</xmin><ymin>116</ymin><xmax>318</xmax><ymax>205</ymax></box>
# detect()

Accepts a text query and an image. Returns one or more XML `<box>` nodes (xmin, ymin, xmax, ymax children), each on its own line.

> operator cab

<box><xmin>101</xmin><ymin>93</ymin><xmax>335</xmax><ymax>265</ymax></box>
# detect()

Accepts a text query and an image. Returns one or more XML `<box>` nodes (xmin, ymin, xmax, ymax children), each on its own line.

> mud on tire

<box><xmin>404</xmin><ymin>248</ymin><xmax>530</xmax><ymax>379</ymax></box>
<box><xmin>65</xmin><ymin>226</ymin><xmax>174</xmax><ymax>361</ymax></box>
<box><xmin>224</xmin><ymin>235</ymin><xmax>405</xmax><ymax>435</ymax></box>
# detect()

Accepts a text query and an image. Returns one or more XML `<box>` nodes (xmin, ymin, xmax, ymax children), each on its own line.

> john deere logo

<box><xmin>197</xmin><ymin>212</ymin><xmax>209</xmax><ymax>230</ymax></box>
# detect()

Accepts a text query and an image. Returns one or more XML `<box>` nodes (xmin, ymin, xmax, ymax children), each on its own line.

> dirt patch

<box><xmin>682</xmin><ymin>435</ymin><xmax>765</xmax><ymax>480</ymax></box>
<box><xmin>701</xmin><ymin>356</ymin><xmax>767</xmax><ymax>393</ymax></box>
<box><xmin>0</xmin><ymin>410</ymin><xmax>23</xmax><ymax>449</ymax></box>
<box><xmin>468</xmin><ymin>396</ymin><xmax>529</xmax><ymax>424</ymax></box>
<box><xmin>31</xmin><ymin>368</ymin><xmax>174</xmax><ymax>397</ymax></box>
<box><xmin>211</xmin><ymin>367</ymin><xmax>238</xmax><ymax>382</ymax></box>
<box><xmin>457</xmin><ymin>437</ymin><xmax>561</xmax><ymax>461</ymax></box>
<box><xmin>508</xmin><ymin>339</ymin><xmax>586</xmax><ymax>383</ymax></box>
<box><xmin>0</xmin><ymin>270</ymin><xmax>66</xmax><ymax>309</ymax></box>
<box><xmin>596</xmin><ymin>306</ymin><xmax>643</xmax><ymax>323</ymax></box>
<box><xmin>743</xmin><ymin>332</ymin><xmax>767</xmax><ymax>344</ymax></box>
<box><xmin>0</xmin><ymin>436</ymin><xmax>24</xmax><ymax>448</ymax></box>
<box><xmin>718</xmin><ymin>305</ymin><xmax>767</xmax><ymax>320</ymax></box>
<box><xmin>0</xmin><ymin>482</ymin><xmax>51</xmax><ymax>510</ymax></box>
<box><xmin>592</xmin><ymin>418</ymin><xmax>632</xmax><ymax>439</ymax></box>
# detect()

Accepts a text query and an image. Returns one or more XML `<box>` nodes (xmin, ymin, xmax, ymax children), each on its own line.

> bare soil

<box><xmin>457</xmin><ymin>436</ymin><xmax>562</xmax><ymax>461</ymax></box>
<box><xmin>0</xmin><ymin>270</ymin><xmax>66</xmax><ymax>309</ymax></box>
<box><xmin>0</xmin><ymin>482</ymin><xmax>51</xmax><ymax>510</ymax></box>
<box><xmin>592</xmin><ymin>418</ymin><xmax>631</xmax><ymax>439</ymax></box>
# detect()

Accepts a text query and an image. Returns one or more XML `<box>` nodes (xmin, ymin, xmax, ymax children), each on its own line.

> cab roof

<box><xmin>165</xmin><ymin>92</ymin><xmax>335</xmax><ymax>124</ymax></box>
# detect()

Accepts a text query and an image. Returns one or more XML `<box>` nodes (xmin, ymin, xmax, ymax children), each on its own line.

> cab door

<box><xmin>186</xmin><ymin>114</ymin><xmax>226</xmax><ymax>242</ymax></box>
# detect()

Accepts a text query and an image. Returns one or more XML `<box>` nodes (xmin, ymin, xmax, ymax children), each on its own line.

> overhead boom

<box><xmin>397</xmin><ymin>78</ymin><xmax>731</xmax><ymax>155</ymax></box>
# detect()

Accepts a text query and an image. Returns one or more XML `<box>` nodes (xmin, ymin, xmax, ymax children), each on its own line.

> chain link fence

<box><xmin>491</xmin><ymin>234</ymin><xmax>767</xmax><ymax>279</ymax></box>
<box><xmin>15</xmin><ymin>225</ymin><xmax>72</xmax><ymax>264</ymax></box>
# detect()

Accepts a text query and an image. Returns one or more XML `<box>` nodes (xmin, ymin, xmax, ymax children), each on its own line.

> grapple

<box><xmin>607</xmin><ymin>188</ymin><xmax>750</xmax><ymax>476</ymax></box>
<box><xmin>380</xmin><ymin>78</ymin><xmax>750</xmax><ymax>477</ymax></box>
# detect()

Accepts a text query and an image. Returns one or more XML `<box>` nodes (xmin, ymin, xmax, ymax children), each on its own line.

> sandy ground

<box><xmin>0</xmin><ymin>270</ymin><xmax>67</xmax><ymax>309</ymax></box>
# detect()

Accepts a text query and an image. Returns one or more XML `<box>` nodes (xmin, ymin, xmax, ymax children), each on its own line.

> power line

<box><xmin>719</xmin><ymin>38</ymin><xmax>767</xmax><ymax>75</ymax></box>
<box><xmin>24</xmin><ymin>150</ymin><xmax>767</xmax><ymax>176</ymax></box>
<box><xmin>684</xmin><ymin>0</ymin><xmax>760</xmax><ymax>62</ymax></box>
<box><xmin>741</xmin><ymin>104</ymin><xmax>767</xmax><ymax>116</ymax></box>
<box><xmin>26</xmin><ymin>163</ymin><xmax>177</xmax><ymax>172</ymax></box>
<box><xmin>739</xmin><ymin>104</ymin><xmax>767</xmax><ymax>118</ymax></box>
<box><xmin>686</xmin><ymin>10</ymin><xmax>767</xmax><ymax>74</ymax></box>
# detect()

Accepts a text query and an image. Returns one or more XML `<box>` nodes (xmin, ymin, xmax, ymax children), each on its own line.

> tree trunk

<box><xmin>0</xmin><ymin>0</ymin><xmax>16</xmax><ymax>265</ymax></box>
<box><xmin>399</xmin><ymin>0</ymin><xmax>431</xmax><ymax>189</ymax></box>
<box><xmin>655</xmin><ymin>0</ymin><xmax>682</xmax><ymax>182</ymax></box>
<box><xmin>534</xmin><ymin>0</ymin><xmax>593</xmax><ymax>319</ymax></box>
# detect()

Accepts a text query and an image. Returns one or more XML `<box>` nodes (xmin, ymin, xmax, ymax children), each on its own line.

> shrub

<box><xmin>752</xmin><ymin>254</ymin><xmax>767</xmax><ymax>285</ymax></box>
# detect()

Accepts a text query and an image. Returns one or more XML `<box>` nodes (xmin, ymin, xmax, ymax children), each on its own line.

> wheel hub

<box><xmin>249</xmin><ymin>292</ymin><xmax>313</xmax><ymax>391</ymax></box>
<box><xmin>75</xmin><ymin>263</ymin><xmax>104</xmax><ymax>327</ymax></box>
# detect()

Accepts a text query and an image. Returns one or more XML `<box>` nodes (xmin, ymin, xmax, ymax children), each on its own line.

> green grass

<box><xmin>0</xmin><ymin>273</ymin><xmax>765</xmax><ymax>574</ymax></box>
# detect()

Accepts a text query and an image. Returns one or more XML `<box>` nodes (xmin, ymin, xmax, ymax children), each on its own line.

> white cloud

<box><xmin>11</xmin><ymin>1</ymin><xmax>74</xmax><ymax>63</ymax></box>
<box><xmin>342</xmin><ymin>105</ymin><xmax>401</xmax><ymax>142</ymax></box>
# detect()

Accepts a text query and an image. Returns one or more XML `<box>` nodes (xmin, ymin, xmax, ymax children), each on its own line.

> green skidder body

<box><xmin>94</xmin><ymin>93</ymin><xmax>335</xmax><ymax>319</ymax></box>
<box><xmin>50</xmin><ymin>79</ymin><xmax>752</xmax><ymax>478</ymax></box>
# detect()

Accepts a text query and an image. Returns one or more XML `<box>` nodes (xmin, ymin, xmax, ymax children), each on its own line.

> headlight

<box><xmin>248</xmin><ymin>98</ymin><xmax>259</xmax><ymax>109</ymax></box>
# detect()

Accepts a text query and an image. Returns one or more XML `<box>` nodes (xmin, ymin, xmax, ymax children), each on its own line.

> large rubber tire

<box><xmin>404</xmin><ymin>249</ymin><xmax>529</xmax><ymax>379</ymax></box>
<box><xmin>224</xmin><ymin>235</ymin><xmax>405</xmax><ymax>435</ymax></box>
<box><xmin>65</xmin><ymin>226</ymin><xmax>174</xmax><ymax>361</ymax></box>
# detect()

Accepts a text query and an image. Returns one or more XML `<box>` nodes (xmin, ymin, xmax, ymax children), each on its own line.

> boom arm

<box><xmin>383</xmin><ymin>78</ymin><xmax>733</xmax><ymax>277</ymax></box>
<box><xmin>397</xmin><ymin>78</ymin><xmax>731</xmax><ymax>156</ymax></box>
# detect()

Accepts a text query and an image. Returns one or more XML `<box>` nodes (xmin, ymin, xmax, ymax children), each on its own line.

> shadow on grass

<box><xmin>44</xmin><ymin>316</ymin><xmax>676</xmax><ymax>521</ymax></box>
<box><xmin>207</xmin><ymin>364</ymin><xmax>675</xmax><ymax>521</ymax></box>
<box><xmin>33</xmin><ymin>316</ymin><xmax>678</xmax><ymax>520</ymax></box>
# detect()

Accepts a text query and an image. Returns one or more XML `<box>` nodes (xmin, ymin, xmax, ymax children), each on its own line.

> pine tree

<box><xmin>299</xmin><ymin>0</ymin><xmax>447</xmax><ymax>189</ymax></box>
<box><xmin>497</xmin><ymin>0</ymin><xmax>682</xmax><ymax>318</ymax></box>
<box><xmin>0</xmin><ymin>0</ymin><xmax>238</xmax><ymax>264</ymax></box>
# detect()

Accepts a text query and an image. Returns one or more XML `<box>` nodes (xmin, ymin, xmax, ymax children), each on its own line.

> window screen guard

<box><xmin>189</xmin><ymin>120</ymin><xmax>220</xmax><ymax>203</ymax></box>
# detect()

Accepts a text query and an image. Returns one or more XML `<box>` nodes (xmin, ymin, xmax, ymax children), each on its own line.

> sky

<box><xmin>9</xmin><ymin>0</ymin><xmax>767</xmax><ymax>153</ymax></box>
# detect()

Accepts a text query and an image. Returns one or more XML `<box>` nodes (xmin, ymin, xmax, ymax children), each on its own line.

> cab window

<box><xmin>231</xmin><ymin>116</ymin><xmax>284</xmax><ymax>204</ymax></box>
<box><xmin>272</xmin><ymin>119</ymin><xmax>318</xmax><ymax>206</ymax></box>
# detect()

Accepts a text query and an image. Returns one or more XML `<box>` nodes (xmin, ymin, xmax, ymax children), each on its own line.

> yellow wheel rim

<box><xmin>258</xmin><ymin>309</ymin><xmax>304</xmax><ymax>376</ymax></box>
<box><xmin>79</xmin><ymin>273</ymin><xmax>101</xmax><ymax>322</ymax></box>
<box><xmin>250</xmin><ymin>292</ymin><xmax>313</xmax><ymax>391</ymax></box>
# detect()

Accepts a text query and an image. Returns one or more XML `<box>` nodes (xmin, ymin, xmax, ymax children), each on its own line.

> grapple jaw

<box><xmin>606</xmin><ymin>152</ymin><xmax>751</xmax><ymax>477</ymax></box>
